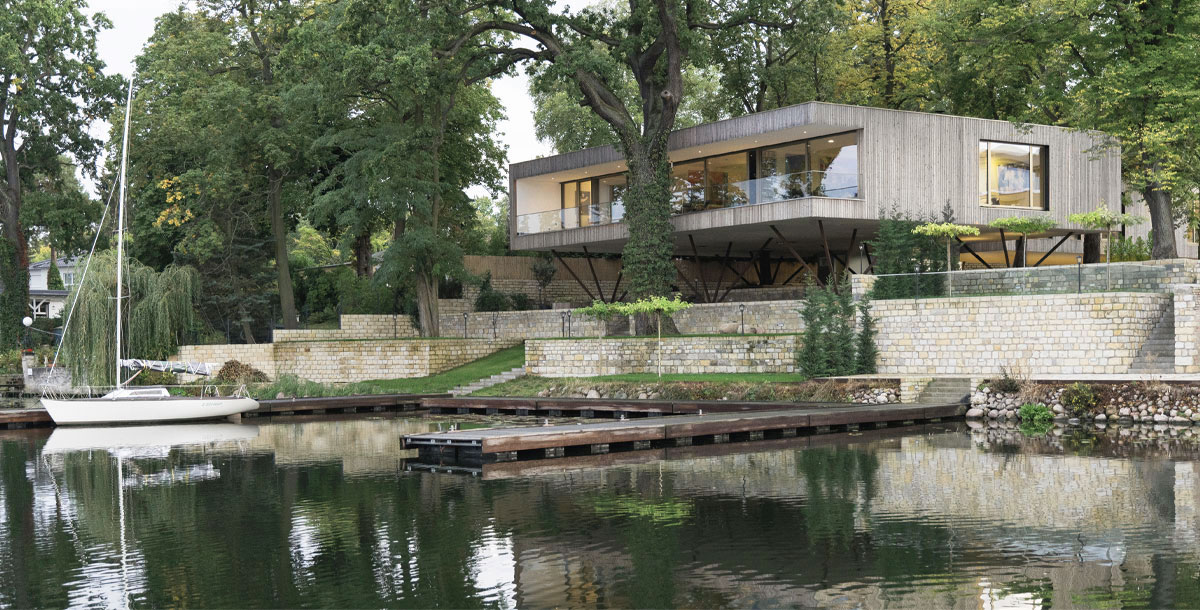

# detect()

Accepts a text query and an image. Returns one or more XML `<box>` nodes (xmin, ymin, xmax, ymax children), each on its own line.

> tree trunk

<box><xmin>1084</xmin><ymin>233</ymin><xmax>1102</xmax><ymax>263</ymax></box>
<box><xmin>415</xmin><ymin>271</ymin><xmax>439</xmax><ymax>337</ymax></box>
<box><xmin>1144</xmin><ymin>184</ymin><xmax>1177</xmax><ymax>259</ymax></box>
<box><xmin>352</xmin><ymin>230</ymin><xmax>373</xmax><ymax>277</ymax></box>
<box><xmin>268</xmin><ymin>171</ymin><xmax>298</xmax><ymax>329</ymax></box>
<box><xmin>1013</xmin><ymin>236</ymin><xmax>1026</xmax><ymax>267</ymax></box>
<box><xmin>0</xmin><ymin>177</ymin><xmax>29</xmax><ymax>349</ymax></box>
<box><xmin>620</xmin><ymin>142</ymin><xmax>676</xmax><ymax>297</ymax></box>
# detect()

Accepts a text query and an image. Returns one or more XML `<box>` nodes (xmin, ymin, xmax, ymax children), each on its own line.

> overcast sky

<box><xmin>84</xmin><ymin>0</ymin><xmax>555</xmax><ymax>199</ymax></box>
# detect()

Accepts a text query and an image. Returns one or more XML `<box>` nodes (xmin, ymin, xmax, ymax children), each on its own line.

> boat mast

<box><xmin>115</xmin><ymin>80</ymin><xmax>133</xmax><ymax>389</ymax></box>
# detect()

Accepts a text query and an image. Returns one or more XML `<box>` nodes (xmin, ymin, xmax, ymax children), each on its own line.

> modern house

<box><xmin>509</xmin><ymin>102</ymin><xmax>1172</xmax><ymax>289</ymax></box>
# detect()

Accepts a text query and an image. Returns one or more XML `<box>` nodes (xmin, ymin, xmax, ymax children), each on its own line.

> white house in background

<box><xmin>26</xmin><ymin>257</ymin><xmax>82</xmax><ymax>319</ymax></box>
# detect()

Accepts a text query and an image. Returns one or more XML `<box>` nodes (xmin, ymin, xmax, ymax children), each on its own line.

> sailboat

<box><xmin>40</xmin><ymin>81</ymin><xmax>259</xmax><ymax>426</ymax></box>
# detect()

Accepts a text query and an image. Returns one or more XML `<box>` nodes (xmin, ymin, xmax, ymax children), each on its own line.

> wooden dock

<box><xmin>0</xmin><ymin>392</ymin><xmax>447</xmax><ymax>429</ymax></box>
<box><xmin>407</xmin><ymin>422</ymin><xmax>962</xmax><ymax>479</ymax></box>
<box><xmin>402</xmin><ymin>402</ymin><xmax>965</xmax><ymax>463</ymax></box>
<box><xmin>421</xmin><ymin>396</ymin><xmax>873</xmax><ymax>418</ymax></box>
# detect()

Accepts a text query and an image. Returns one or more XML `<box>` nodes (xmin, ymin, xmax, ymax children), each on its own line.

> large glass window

<box><xmin>808</xmin><ymin>133</ymin><xmax>858</xmax><ymax>198</ymax></box>
<box><xmin>758</xmin><ymin>141</ymin><xmax>808</xmax><ymax>201</ymax></box>
<box><xmin>979</xmin><ymin>141</ymin><xmax>1048</xmax><ymax>209</ymax></box>
<box><xmin>706</xmin><ymin>152</ymin><xmax>750</xmax><ymax>208</ymax></box>
<box><xmin>598</xmin><ymin>174</ymin><xmax>626</xmax><ymax>223</ymax></box>
<box><xmin>671</xmin><ymin>160</ymin><xmax>706</xmax><ymax>213</ymax></box>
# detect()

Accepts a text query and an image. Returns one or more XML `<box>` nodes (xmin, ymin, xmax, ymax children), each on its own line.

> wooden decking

<box><xmin>403</xmin><ymin>402</ymin><xmax>964</xmax><ymax>463</ymax></box>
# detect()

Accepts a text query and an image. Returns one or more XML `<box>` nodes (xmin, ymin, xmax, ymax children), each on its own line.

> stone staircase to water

<box><xmin>1129</xmin><ymin>307</ymin><xmax>1176</xmax><ymax>375</ymax></box>
<box><xmin>916</xmin><ymin>378</ymin><xmax>973</xmax><ymax>405</ymax></box>
<box><xmin>449</xmin><ymin>366</ymin><xmax>527</xmax><ymax>396</ymax></box>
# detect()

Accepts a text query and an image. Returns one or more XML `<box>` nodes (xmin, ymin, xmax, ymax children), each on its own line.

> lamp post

<box><xmin>21</xmin><ymin>316</ymin><xmax>32</xmax><ymax>355</ymax></box>
<box><xmin>1076</xmin><ymin>256</ymin><xmax>1083</xmax><ymax>294</ymax></box>
<box><xmin>462</xmin><ymin>312</ymin><xmax>469</xmax><ymax>338</ymax></box>
<box><xmin>739</xmin><ymin>303</ymin><xmax>746</xmax><ymax>334</ymax></box>
<box><xmin>566</xmin><ymin>310</ymin><xmax>573</xmax><ymax>338</ymax></box>
<box><xmin>913</xmin><ymin>263</ymin><xmax>921</xmax><ymax>299</ymax></box>
<box><xmin>859</xmin><ymin>244</ymin><xmax>866</xmax><ymax>274</ymax></box>
<box><xmin>560</xmin><ymin>311</ymin><xmax>567</xmax><ymax>337</ymax></box>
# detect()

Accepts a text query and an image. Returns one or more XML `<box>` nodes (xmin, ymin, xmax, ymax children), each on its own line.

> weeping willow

<box><xmin>60</xmin><ymin>251</ymin><xmax>200</xmax><ymax>386</ymax></box>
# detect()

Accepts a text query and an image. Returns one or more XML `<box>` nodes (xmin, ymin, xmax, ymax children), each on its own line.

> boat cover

<box><xmin>119</xmin><ymin>359</ymin><xmax>219</xmax><ymax>376</ymax></box>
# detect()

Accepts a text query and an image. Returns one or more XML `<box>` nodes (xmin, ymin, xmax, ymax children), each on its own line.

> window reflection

<box><xmin>706</xmin><ymin>153</ymin><xmax>750</xmax><ymax>208</ymax></box>
<box><xmin>598</xmin><ymin>174</ymin><xmax>626</xmax><ymax>223</ymax></box>
<box><xmin>809</xmin><ymin>133</ymin><xmax>858</xmax><ymax>198</ymax></box>
<box><xmin>671</xmin><ymin>160</ymin><xmax>706</xmax><ymax>213</ymax></box>
<box><xmin>758</xmin><ymin>142</ymin><xmax>809</xmax><ymax>201</ymax></box>
<box><xmin>980</xmin><ymin>141</ymin><xmax>1048</xmax><ymax>209</ymax></box>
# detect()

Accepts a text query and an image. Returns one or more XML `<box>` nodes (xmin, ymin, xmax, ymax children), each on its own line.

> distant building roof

<box><xmin>28</xmin><ymin>256</ymin><xmax>84</xmax><ymax>270</ymax></box>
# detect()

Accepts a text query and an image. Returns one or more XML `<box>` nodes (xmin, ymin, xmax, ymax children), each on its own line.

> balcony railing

<box><xmin>516</xmin><ymin>170</ymin><xmax>859</xmax><ymax>235</ymax></box>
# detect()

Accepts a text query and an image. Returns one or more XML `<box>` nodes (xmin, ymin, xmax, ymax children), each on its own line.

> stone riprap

<box><xmin>526</xmin><ymin>335</ymin><xmax>798</xmax><ymax>377</ymax></box>
<box><xmin>968</xmin><ymin>382</ymin><xmax>1200</xmax><ymax>425</ymax></box>
<box><xmin>873</xmin><ymin>292</ymin><xmax>1172</xmax><ymax>375</ymax></box>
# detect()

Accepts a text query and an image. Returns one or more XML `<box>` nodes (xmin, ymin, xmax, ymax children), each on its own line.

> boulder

<box><xmin>717</xmin><ymin>322</ymin><xmax>740</xmax><ymax>334</ymax></box>
<box><xmin>966</xmin><ymin>408</ymin><xmax>984</xmax><ymax>418</ymax></box>
<box><xmin>586</xmin><ymin>390</ymin><xmax>601</xmax><ymax>399</ymax></box>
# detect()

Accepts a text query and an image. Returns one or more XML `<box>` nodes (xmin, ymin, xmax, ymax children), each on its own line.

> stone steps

<box><xmin>917</xmin><ymin>378</ymin><xmax>973</xmax><ymax>405</ymax></box>
<box><xmin>1129</xmin><ymin>308</ymin><xmax>1175</xmax><ymax>374</ymax></box>
<box><xmin>449</xmin><ymin>366</ymin><xmax>527</xmax><ymax>396</ymax></box>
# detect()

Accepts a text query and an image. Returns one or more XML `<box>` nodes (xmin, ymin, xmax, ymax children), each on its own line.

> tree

<box><xmin>46</xmin><ymin>261</ymin><xmax>64</xmax><ymax>291</ymax></box>
<box><xmin>854</xmin><ymin>300</ymin><xmax>877</xmax><ymax>374</ymax></box>
<box><xmin>620</xmin><ymin>295</ymin><xmax>692</xmax><ymax>377</ymax></box>
<box><xmin>531</xmin><ymin>254</ymin><xmax>557</xmax><ymax>308</ymax></box>
<box><xmin>59</xmin><ymin>252</ymin><xmax>200</xmax><ymax>387</ymax></box>
<box><xmin>912</xmin><ymin>222</ymin><xmax>980</xmax><ymax>289</ymax></box>
<box><xmin>988</xmin><ymin>216</ymin><xmax>1057</xmax><ymax>268</ymax></box>
<box><xmin>294</xmin><ymin>0</ymin><xmax>509</xmax><ymax>336</ymax></box>
<box><xmin>20</xmin><ymin>158</ymin><xmax>102</xmax><ymax>267</ymax></box>
<box><xmin>868</xmin><ymin>207</ymin><xmax>944</xmax><ymax>299</ymax></box>
<box><xmin>1069</xmin><ymin>203</ymin><xmax>1147</xmax><ymax>265</ymax></box>
<box><xmin>465</xmin><ymin>1</ymin><xmax>794</xmax><ymax>298</ymax></box>
<box><xmin>0</xmin><ymin>0</ymin><xmax>122</xmax><ymax>347</ymax></box>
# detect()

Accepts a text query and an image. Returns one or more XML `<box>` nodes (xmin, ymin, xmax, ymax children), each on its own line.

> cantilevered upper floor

<box><xmin>508</xmin><ymin>102</ymin><xmax>1122</xmax><ymax>261</ymax></box>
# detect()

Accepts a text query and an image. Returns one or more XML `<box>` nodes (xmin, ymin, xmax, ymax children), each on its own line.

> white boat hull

<box><xmin>42</xmin><ymin>423</ymin><xmax>260</xmax><ymax>453</ymax></box>
<box><xmin>42</xmin><ymin>396</ymin><xmax>259</xmax><ymax>425</ymax></box>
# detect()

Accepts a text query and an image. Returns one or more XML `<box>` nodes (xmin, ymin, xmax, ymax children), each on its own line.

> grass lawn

<box><xmin>363</xmin><ymin>344</ymin><xmax>526</xmax><ymax>394</ymax></box>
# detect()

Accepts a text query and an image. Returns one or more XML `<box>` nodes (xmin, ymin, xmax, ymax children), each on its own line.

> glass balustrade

<box><xmin>515</xmin><ymin>170</ymin><xmax>859</xmax><ymax>235</ymax></box>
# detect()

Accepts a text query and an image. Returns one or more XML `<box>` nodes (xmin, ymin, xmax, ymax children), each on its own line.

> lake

<box><xmin>2</xmin><ymin>415</ymin><xmax>1198</xmax><ymax>608</ymax></box>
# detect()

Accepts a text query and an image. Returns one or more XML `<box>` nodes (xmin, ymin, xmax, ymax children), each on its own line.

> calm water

<box><xmin>5</xmin><ymin>416</ymin><xmax>1200</xmax><ymax>609</ymax></box>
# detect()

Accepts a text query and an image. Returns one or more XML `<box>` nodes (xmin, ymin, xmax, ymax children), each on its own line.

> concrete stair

<box><xmin>917</xmin><ymin>378</ymin><xmax>973</xmax><ymax>405</ymax></box>
<box><xmin>1129</xmin><ymin>308</ymin><xmax>1175</xmax><ymax>375</ymax></box>
<box><xmin>449</xmin><ymin>366</ymin><xmax>526</xmax><ymax>396</ymax></box>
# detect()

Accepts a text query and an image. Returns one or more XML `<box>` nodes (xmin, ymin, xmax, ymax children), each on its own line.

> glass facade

<box><xmin>979</xmin><ymin>140</ymin><xmax>1048</xmax><ymax>209</ymax></box>
<box><xmin>518</xmin><ymin>131</ymin><xmax>861</xmax><ymax>235</ymax></box>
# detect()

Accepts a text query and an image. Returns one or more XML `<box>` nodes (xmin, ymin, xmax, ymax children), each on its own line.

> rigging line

<box><xmin>46</xmin><ymin>173</ymin><xmax>119</xmax><ymax>382</ymax></box>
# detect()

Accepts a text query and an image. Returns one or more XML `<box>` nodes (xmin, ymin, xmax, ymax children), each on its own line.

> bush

<box><xmin>215</xmin><ymin>360</ymin><xmax>270</xmax><ymax>383</ymax></box>
<box><xmin>1018</xmin><ymin>402</ymin><xmax>1054</xmax><ymax>424</ymax></box>
<box><xmin>473</xmin><ymin>272</ymin><xmax>511</xmax><ymax>312</ymax></box>
<box><xmin>1060</xmin><ymin>382</ymin><xmax>1097</xmax><ymax>417</ymax></box>
<box><xmin>508</xmin><ymin>293</ymin><xmax>535</xmax><ymax>311</ymax></box>
<box><xmin>131</xmin><ymin>370</ymin><xmax>179</xmax><ymax>386</ymax></box>
<box><xmin>0</xmin><ymin>349</ymin><xmax>19</xmax><ymax>374</ymax></box>
<box><xmin>990</xmin><ymin>370</ymin><xmax>1022</xmax><ymax>394</ymax></box>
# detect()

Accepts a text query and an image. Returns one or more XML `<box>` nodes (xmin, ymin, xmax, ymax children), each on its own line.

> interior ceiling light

<box><xmin>827</xmin><ymin>139</ymin><xmax>835</xmax><ymax>143</ymax></box>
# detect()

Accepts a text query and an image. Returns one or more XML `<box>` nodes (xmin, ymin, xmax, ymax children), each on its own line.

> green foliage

<box><xmin>619</xmin><ymin>295</ymin><xmax>693</xmax><ymax>318</ymax></box>
<box><xmin>215</xmin><ymin>360</ymin><xmax>270</xmax><ymax>384</ymax></box>
<box><xmin>854</xmin><ymin>300</ymin><xmax>878</xmax><ymax>374</ymax></box>
<box><xmin>1109</xmin><ymin>233</ymin><xmax>1152</xmax><ymax>262</ymax></box>
<box><xmin>987</xmin><ymin>216</ymin><xmax>1057</xmax><ymax>237</ymax></box>
<box><xmin>59</xmin><ymin>251</ymin><xmax>200</xmax><ymax>387</ymax></box>
<box><xmin>46</xmin><ymin>261</ymin><xmax>65</xmax><ymax>291</ymax></box>
<box><xmin>912</xmin><ymin>222</ymin><xmax>980</xmax><ymax>240</ymax></box>
<box><xmin>869</xmin><ymin>207</ymin><xmax>946</xmax><ymax>299</ymax></box>
<box><xmin>799</xmin><ymin>276</ymin><xmax>875</xmax><ymax>378</ymax></box>
<box><xmin>473</xmin><ymin>273</ymin><xmax>511</xmax><ymax>312</ymax></box>
<box><xmin>0</xmin><ymin>350</ymin><xmax>20</xmax><ymax>374</ymax></box>
<box><xmin>991</xmin><ymin>372</ymin><xmax>1021</xmax><ymax>394</ymax></box>
<box><xmin>1060</xmin><ymin>382</ymin><xmax>1098</xmax><ymax>417</ymax></box>
<box><xmin>575</xmin><ymin>300</ymin><xmax>624</xmax><ymax>337</ymax></box>
<box><xmin>1071</xmin><ymin>203</ymin><xmax>1150</xmax><ymax>263</ymax></box>
<box><xmin>1018</xmin><ymin>403</ymin><xmax>1055</xmax><ymax>436</ymax></box>
<box><xmin>0</xmin><ymin>239</ymin><xmax>27</xmax><ymax>350</ymax></box>
<box><xmin>531</xmin><ymin>255</ymin><xmax>557</xmax><ymax>307</ymax></box>
<box><xmin>621</xmin><ymin>159</ymin><xmax>676</xmax><ymax>298</ymax></box>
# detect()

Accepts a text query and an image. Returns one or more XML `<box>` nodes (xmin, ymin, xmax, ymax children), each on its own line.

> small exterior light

<box><xmin>739</xmin><ymin>304</ymin><xmax>746</xmax><ymax>334</ymax></box>
<box><xmin>22</xmin><ymin>316</ymin><xmax>32</xmax><ymax>327</ymax></box>
<box><xmin>462</xmin><ymin>312</ymin><xmax>469</xmax><ymax>338</ymax></box>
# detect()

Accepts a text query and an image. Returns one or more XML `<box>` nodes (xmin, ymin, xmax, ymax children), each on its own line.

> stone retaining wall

<box><xmin>440</xmin><ymin>308</ymin><xmax>606</xmax><ymax>339</ymax></box>
<box><xmin>672</xmin><ymin>300</ymin><xmax>803</xmax><ymax>334</ymax></box>
<box><xmin>275</xmin><ymin>339</ymin><xmax>516</xmax><ymax>383</ymax></box>
<box><xmin>872</xmin><ymin>292</ymin><xmax>1171</xmax><ymax>375</ymax></box>
<box><xmin>526</xmin><ymin>335</ymin><xmax>798</xmax><ymax>377</ymax></box>
<box><xmin>274</xmin><ymin>315</ymin><xmax>419</xmax><ymax>342</ymax></box>
<box><xmin>177</xmin><ymin>343</ymin><xmax>278</xmax><ymax>379</ymax></box>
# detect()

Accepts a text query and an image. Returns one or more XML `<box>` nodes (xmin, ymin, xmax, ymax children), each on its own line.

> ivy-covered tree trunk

<box><xmin>0</xmin><ymin>180</ymin><xmax>28</xmax><ymax>349</ymax></box>
<box><xmin>352</xmin><ymin>231</ymin><xmax>373</xmax><ymax>277</ymax></box>
<box><xmin>620</xmin><ymin>139</ymin><xmax>676</xmax><ymax>297</ymax></box>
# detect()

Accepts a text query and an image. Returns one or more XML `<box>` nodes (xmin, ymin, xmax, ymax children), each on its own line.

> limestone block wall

<box><xmin>526</xmin><ymin>335</ymin><xmax>798</xmax><ymax>377</ymax></box>
<box><xmin>1175</xmin><ymin>284</ymin><xmax>1200</xmax><ymax>373</ymax></box>
<box><xmin>672</xmin><ymin>300</ymin><xmax>803</xmax><ymax>334</ymax></box>
<box><xmin>274</xmin><ymin>338</ymin><xmax>518</xmax><ymax>383</ymax></box>
<box><xmin>274</xmin><ymin>315</ymin><xmax>419</xmax><ymax>342</ymax></box>
<box><xmin>177</xmin><ymin>343</ymin><xmax>279</xmax><ymax>380</ymax></box>
<box><xmin>442</xmin><ymin>309</ymin><xmax>605</xmax><ymax>340</ymax></box>
<box><xmin>872</xmin><ymin>292</ymin><xmax>1171</xmax><ymax>375</ymax></box>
